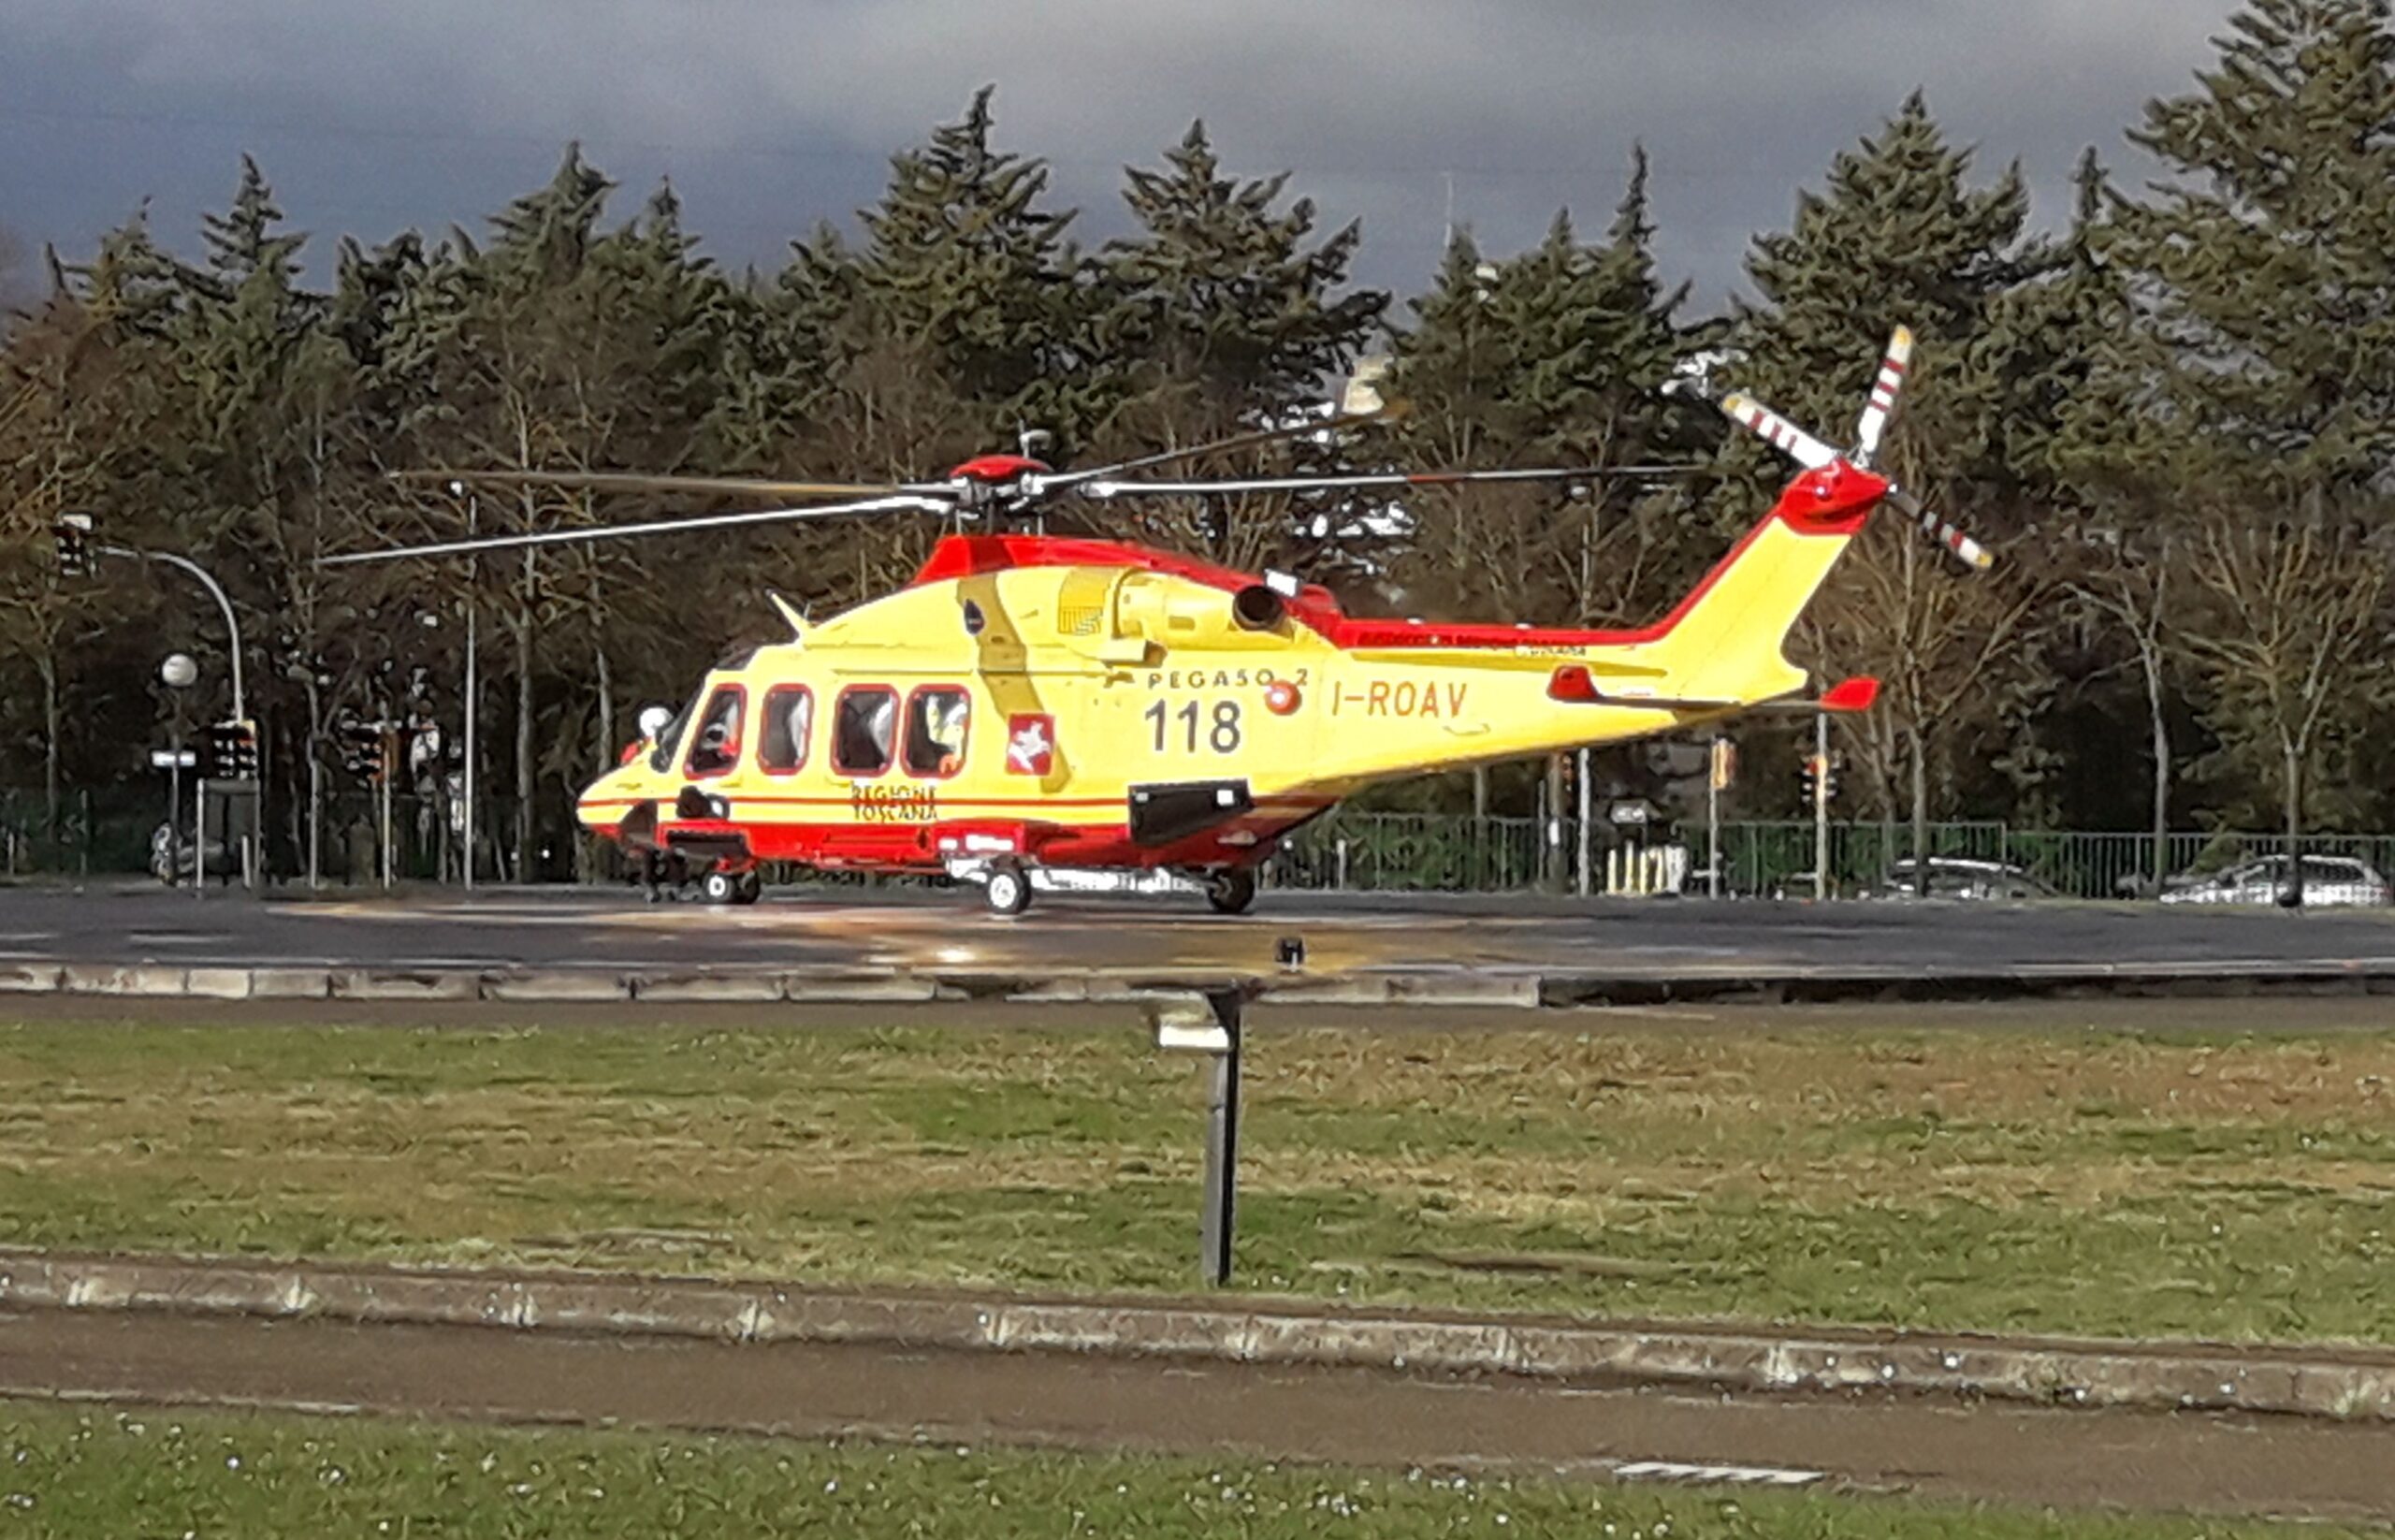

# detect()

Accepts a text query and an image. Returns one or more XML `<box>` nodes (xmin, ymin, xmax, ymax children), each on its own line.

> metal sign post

<box><xmin>1154</xmin><ymin>990</ymin><xmax>1249</xmax><ymax>1287</ymax></box>
<box><xmin>1812</xmin><ymin>713</ymin><xmax>1831</xmax><ymax>900</ymax></box>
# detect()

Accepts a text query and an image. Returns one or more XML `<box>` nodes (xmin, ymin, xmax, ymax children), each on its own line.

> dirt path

<box><xmin>9</xmin><ymin>1307</ymin><xmax>2395</xmax><ymax>1523</ymax></box>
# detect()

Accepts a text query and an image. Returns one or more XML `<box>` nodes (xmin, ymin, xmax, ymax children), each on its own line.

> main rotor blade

<box><xmin>391</xmin><ymin>469</ymin><xmax>926</xmax><ymax>501</ymax></box>
<box><xmin>1852</xmin><ymin>326</ymin><xmax>1914</xmax><ymax>471</ymax></box>
<box><xmin>1718</xmin><ymin>392</ymin><xmax>1840</xmax><ymax>472</ymax></box>
<box><xmin>319</xmin><ymin>494</ymin><xmax>952</xmax><ymax>567</ymax></box>
<box><xmin>1080</xmin><ymin>465</ymin><xmax>1691</xmax><ymax>500</ymax></box>
<box><xmin>1047</xmin><ymin>408</ymin><xmax>1393</xmax><ymax>489</ymax></box>
<box><xmin>1886</xmin><ymin>484</ymin><xmax>1996</xmax><ymax>572</ymax></box>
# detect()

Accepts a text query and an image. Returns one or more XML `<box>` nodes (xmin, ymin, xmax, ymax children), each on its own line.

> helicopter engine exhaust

<box><xmin>1231</xmin><ymin>585</ymin><xmax>1285</xmax><ymax>632</ymax></box>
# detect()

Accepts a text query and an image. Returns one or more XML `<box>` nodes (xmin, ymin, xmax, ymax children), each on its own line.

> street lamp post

<box><xmin>101</xmin><ymin>542</ymin><xmax>254</xmax><ymax>886</ymax></box>
<box><xmin>457</xmin><ymin>486</ymin><xmax>479</xmax><ymax>892</ymax></box>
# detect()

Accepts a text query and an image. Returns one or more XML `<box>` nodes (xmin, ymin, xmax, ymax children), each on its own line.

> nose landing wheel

<box><xmin>701</xmin><ymin>867</ymin><xmax>763</xmax><ymax>906</ymax></box>
<box><xmin>1204</xmin><ymin>868</ymin><xmax>1257</xmax><ymax>916</ymax></box>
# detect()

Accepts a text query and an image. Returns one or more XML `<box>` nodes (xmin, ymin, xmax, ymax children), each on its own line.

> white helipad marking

<box><xmin>1613</xmin><ymin>1460</ymin><xmax>1824</xmax><ymax>1488</ymax></box>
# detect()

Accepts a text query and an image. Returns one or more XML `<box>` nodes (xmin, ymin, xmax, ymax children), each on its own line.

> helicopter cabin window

<box><xmin>832</xmin><ymin>686</ymin><xmax>899</xmax><ymax>777</ymax></box>
<box><xmin>904</xmin><ymin>686</ymin><xmax>971</xmax><ymax>778</ymax></box>
<box><xmin>684</xmin><ymin>686</ymin><xmax>745</xmax><ymax>779</ymax></box>
<box><xmin>758</xmin><ymin>686</ymin><xmax>814</xmax><ymax>775</ymax></box>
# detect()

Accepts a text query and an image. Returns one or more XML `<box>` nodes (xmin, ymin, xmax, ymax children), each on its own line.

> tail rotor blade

<box><xmin>1718</xmin><ymin>392</ymin><xmax>1840</xmax><ymax>472</ymax></box>
<box><xmin>1852</xmin><ymin>326</ymin><xmax>1914</xmax><ymax>471</ymax></box>
<box><xmin>1887</xmin><ymin>485</ymin><xmax>1995</xmax><ymax>572</ymax></box>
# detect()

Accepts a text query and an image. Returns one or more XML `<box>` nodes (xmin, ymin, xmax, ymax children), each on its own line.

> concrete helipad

<box><xmin>4</xmin><ymin>883</ymin><xmax>2393</xmax><ymax>1006</ymax></box>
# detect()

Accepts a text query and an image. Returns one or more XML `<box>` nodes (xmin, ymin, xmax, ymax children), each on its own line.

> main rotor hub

<box><xmin>945</xmin><ymin>454</ymin><xmax>1052</xmax><ymax>486</ymax></box>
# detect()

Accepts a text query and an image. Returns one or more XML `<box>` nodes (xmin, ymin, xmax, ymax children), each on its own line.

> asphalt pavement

<box><xmin>6</xmin><ymin>880</ymin><xmax>2394</xmax><ymax>987</ymax></box>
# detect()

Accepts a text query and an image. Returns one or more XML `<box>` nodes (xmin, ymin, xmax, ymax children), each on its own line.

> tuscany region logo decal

<box><xmin>1006</xmin><ymin>713</ymin><xmax>1055</xmax><ymax>776</ymax></box>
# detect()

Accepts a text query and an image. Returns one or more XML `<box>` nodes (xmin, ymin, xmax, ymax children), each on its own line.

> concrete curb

<box><xmin>4</xmin><ymin>1251</ymin><xmax>2391</xmax><ymax>1422</ymax></box>
<box><xmin>9</xmin><ymin>959</ymin><xmax>2395</xmax><ymax>1009</ymax></box>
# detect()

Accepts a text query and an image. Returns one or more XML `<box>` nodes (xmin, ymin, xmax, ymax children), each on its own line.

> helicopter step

<box><xmin>942</xmin><ymin>856</ymin><xmax>1256</xmax><ymax>917</ymax></box>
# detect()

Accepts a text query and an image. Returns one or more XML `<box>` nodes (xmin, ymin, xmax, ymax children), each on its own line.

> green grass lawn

<box><xmin>2</xmin><ymin>1015</ymin><xmax>2393</xmax><ymax>1341</ymax></box>
<box><xmin>0</xmin><ymin>1402</ymin><xmax>2358</xmax><ymax>1540</ymax></box>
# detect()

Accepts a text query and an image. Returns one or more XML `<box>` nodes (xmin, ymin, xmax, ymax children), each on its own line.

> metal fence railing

<box><xmin>10</xmin><ymin>782</ymin><xmax>2395</xmax><ymax>902</ymax></box>
<box><xmin>1270</xmin><ymin>810</ymin><xmax>2395</xmax><ymax>901</ymax></box>
<box><xmin>1270</xmin><ymin>812</ymin><xmax>1568</xmax><ymax>893</ymax></box>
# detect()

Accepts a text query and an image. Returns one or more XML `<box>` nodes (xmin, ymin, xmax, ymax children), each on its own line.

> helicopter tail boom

<box><xmin>1611</xmin><ymin>458</ymin><xmax>1886</xmax><ymax>708</ymax></box>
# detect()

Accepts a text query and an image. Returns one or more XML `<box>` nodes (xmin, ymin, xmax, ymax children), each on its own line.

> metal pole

<box><xmin>463</xmin><ymin>490</ymin><xmax>478</xmax><ymax>891</ymax></box>
<box><xmin>379</xmin><ymin>723</ymin><xmax>395</xmax><ymax>892</ymax></box>
<box><xmin>1707</xmin><ymin>737</ymin><xmax>1722</xmax><ymax>899</ymax></box>
<box><xmin>1198</xmin><ymin>997</ymin><xmax>1244</xmax><ymax>1287</ymax></box>
<box><xmin>167</xmin><ymin>730</ymin><xmax>181</xmax><ymax>889</ymax></box>
<box><xmin>1812</xmin><ymin>712</ymin><xmax>1831</xmax><ymax>900</ymax></box>
<box><xmin>1575</xmin><ymin>748</ymin><xmax>1592</xmax><ymax>897</ymax></box>
<box><xmin>193</xmin><ymin>778</ymin><xmax>206</xmax><ymax>900</ymax></box>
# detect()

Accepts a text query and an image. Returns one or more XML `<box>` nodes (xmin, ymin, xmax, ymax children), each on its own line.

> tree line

<box><xmin>4</xmin><ymin>0</ymin><xmax>2392</xmax><ymax>885</ymax></box>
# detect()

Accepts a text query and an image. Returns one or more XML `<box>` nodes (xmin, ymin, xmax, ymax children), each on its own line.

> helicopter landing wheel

<box><xmin>732</xmin><ymin>869</ymin><xmax>763</xmax><ymax>906</ymax></box>
<box><xmin>700</xmin><ymin>867</ymin><xmax>742</xmax><ymax>906</ymax></box>
<box><xmin>984</xmin><ymin>863</ymin><xmax>1033</xmax><ymax>917</ymax></box>
<box><xmin>1204</xmin><ymin>868</ymin><xmax>1257</xmax><ymax>916</ymax></box>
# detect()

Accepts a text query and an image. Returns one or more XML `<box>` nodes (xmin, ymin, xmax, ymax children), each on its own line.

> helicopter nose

<box><xmin>575</xmin><ymin>765</ymin><xmax>639</xmax><ymax>835</ymax></box>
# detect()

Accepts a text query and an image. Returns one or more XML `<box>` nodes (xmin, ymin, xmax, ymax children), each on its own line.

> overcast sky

<box><xmin>1</xmin><ymin>1</ymin><xmax>2237</xmax><ymax>312</ymax></box>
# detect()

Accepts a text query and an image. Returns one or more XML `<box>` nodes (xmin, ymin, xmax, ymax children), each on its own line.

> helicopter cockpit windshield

<box><xmin>646</xmin><ymin>688</ymin><xmax>704</xmax><ymax>775</ymax></box>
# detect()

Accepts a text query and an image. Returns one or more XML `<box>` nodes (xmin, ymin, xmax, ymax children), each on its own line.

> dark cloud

<box><xmin>0</xmin><ymin>0</ymin><xmax>2237</xmax><ymax>303</ymax></box>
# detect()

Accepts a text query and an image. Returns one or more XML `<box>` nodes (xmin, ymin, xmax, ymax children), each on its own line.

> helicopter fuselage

<box><xmin>573</xmin><ymin>459</ymin><xmax>1889</xmax><ymax>906</ymax></box>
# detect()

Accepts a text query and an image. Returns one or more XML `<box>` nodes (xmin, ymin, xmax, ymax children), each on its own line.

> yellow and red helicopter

<box><xmin>329</xmin><ymin>329</ymin><xmax>1989</xmax><ymax>914</ymax></box>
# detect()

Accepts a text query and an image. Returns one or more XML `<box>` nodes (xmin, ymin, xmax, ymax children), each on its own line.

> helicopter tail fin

<box><xmin>1631</xmin><ymin>461</ymin><xmax>1886</xmax><ymax>707</ymax></box>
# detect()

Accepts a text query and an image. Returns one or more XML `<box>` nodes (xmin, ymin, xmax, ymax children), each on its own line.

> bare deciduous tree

<box><xmin>2174</xmin><ymin>511</ymin><xmax>2390</xmax><ymax>902</ymax></box>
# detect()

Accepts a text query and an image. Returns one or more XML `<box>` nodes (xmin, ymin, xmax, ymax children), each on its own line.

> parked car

<box><xmin>1874</xmin><ymin>857</ymin><xmax>2059</xmax><ymax>901</ymax></box>
<box><xmin>2157</xmin><ymin>854</ymin><xmax>2391</xmax><ymax>908</ymax></box>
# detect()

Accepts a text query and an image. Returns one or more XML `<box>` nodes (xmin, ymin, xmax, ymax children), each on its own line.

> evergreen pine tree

<box><xmin>1100</xmin><ymin>121</ymin><xmax>1382</xmax><ymax>432</ymax></box>
<box><xmin>1735</xmin><ymin>95</ymin><xmax>2050</xmax><ymax>884</ymax></box>
<box><xmin>1091</xmin><ymin>121</ymin><xmax>1386</xmax><ymax>572</ymax></box>
<box><xmin>852</xmin><ymin>88</ymin><xmax>1096</xmax><ymax>444</ymax></box>
<box><xmin>1378</xmin><ymin>160</ymin><xmax>1694</xmax><ymax>828</ymax></box>
<box><xmin>2105</xmin><ymin>0</ymin><xmax>2395</xmax><ymax>876</ymax></box>
<box><xmin>2115</xmin><ymin>0</ymin><xmax>2395</xmax><ymax>494</ymax></box>
<box><xmin>1386</xmin><ymin>153</ymin><xmax>1693</xmax><ymax>632</ymax></box>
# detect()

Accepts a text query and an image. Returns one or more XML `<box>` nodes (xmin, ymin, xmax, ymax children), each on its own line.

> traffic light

<box><xmin>208</xmin><ymin>719</ymin><xmax>260</xmax><ymax>781</ymax></box>
<box><xmin>338</xmin><ymin>721</ymin><xmax>385</xmax><ymax>781</ymax></box>
<box><xmin>51</xmin><ymin>514</ymin><xmax>92</xmax><ymax>578</ymax></box>
<box><xmin>1798</xmin><ymin>752</ymin><xmax>1821</xmax><ymax>805</ymax></box>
